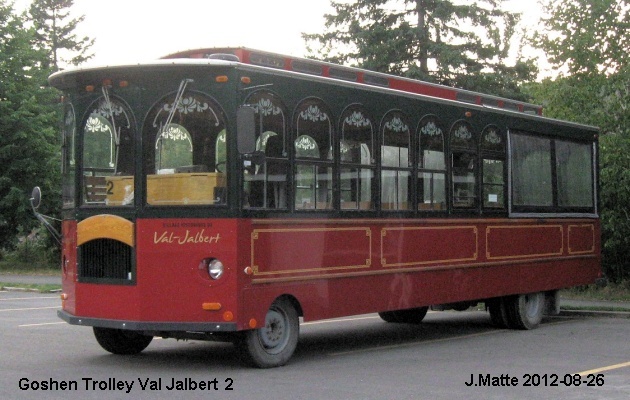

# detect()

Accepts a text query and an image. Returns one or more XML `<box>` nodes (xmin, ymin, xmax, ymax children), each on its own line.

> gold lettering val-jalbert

<box><xmin>153</xmin><ymin>229</ymin><xmax>221</xmax><ymax>245</ymax></box>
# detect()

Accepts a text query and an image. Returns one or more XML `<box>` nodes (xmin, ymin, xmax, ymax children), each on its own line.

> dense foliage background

<box><xmin>0</xmin><ymin>0</ymin><xmax>627</xmax><ymax>281</ymax></box>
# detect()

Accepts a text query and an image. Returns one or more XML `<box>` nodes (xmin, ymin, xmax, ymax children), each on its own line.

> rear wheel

<box><xmin>504</xmin><ymin>292</ymin><xmax>545</xmax><ymax>330</ymax></box>
<box><xmin>93</xmin><ymin>327</ymin><xmax>153</xmax><ymax>355</ymax></box>
<box><xmin>236</xmin><ymin>297</ymin><xmax>299</xmax><ymax>368</ymax></box>
<box><xmin>378</xmin><ymin>306</ymin><xmax>429</xmax><ymax>324</ymax></box>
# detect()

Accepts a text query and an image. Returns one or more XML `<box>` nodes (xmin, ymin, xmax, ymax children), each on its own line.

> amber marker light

<box><xmin>85</xmin><ymin>85</ymin><xmax>95</xmax><ymax>92</ymax></box>
<box><xmin>244</xmin><ymin>267</ymin><xmax>253</xmax><ymax>275</ymax></box>
<box><xmin>215</xmin><ymin>75</ymin><xmax>229</xmax><ymax>83</ymax></box>
<box><xmin>119</xmin><ymin>80</ymin><xmax>129</xmax><ymax>88</ymax></box>
<box><xmin>249</xmin><ymin>319</ymin><xmax>257</xmax><ymax>329</ymax></box>
<box><xmin>202</xmin><ymin>302</ymin><xmax>222</xmax><ymax>311</ymax></box>
<box><xmin>465</xmin><ymin>111</ymin><xmax>473</xmax><ymax>118</ymax></box>
<box><xmin>60</xmin><ymin>293</ymin><xmax>68</xmax><ymax>301</ymax></box>
<box><xmin>240</xmin><ymin>76</ymin><xmax>251</xmax><ymax>84</ymax></box>
<box><xmin>223</xmin><ymin>311</ymin><xmax>234</xmax><ymax>322</ymax></box>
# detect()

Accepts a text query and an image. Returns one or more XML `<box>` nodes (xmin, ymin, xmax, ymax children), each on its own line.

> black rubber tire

<box><xmin>487</xmin><ymin>297</ymin><xmax>510</xmax><ymax>328</ymax></box>
<box><xmin>93</xmin><ymin>327</ymin><xmax>153</xmax><ymax>355</ymax></box>
<box><xmin>236</xmin><ymin>297</ymin><xmax>299</xmax><ymax>368</ymax></box>
<box><xmin>504</xmin><ymin>292</ymin><xmax>545</xmax><ymax>330</ymax></box>
<box><xmin>378</xmin><ymin>306</ymin><xmax>429</xmax><ymax>324</ymax></box>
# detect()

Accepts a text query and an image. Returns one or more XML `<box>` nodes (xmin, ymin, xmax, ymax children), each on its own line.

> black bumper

<box><xmin>57</xmin><ymin>310</ymin><xmax>238</xmax><ymax>332</ymax></box>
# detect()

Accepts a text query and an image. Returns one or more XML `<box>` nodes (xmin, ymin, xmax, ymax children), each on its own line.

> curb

<box><xmin>1</xmin><ymin>286</ymin><xmax>62</xmax><ymax>293</ymax></box>
<box><xmin>558</xmin><ymin>309</ymin><xmax>630</xmax><ymax>319</ymax></box>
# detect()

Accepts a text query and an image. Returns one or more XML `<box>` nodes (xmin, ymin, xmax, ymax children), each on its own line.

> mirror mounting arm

<box><xmin>30</xmin><ymin>186</ymin><xmax>61</xmax><ymax>245</ymax></box>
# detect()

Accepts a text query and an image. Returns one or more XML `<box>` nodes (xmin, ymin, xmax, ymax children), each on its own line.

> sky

<box><xmin>13</xmin><ymin>0</ymin><xmax>546</xmax><ymax>72</ymax></box>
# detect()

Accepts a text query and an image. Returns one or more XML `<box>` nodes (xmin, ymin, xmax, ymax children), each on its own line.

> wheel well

<box><xmin>275</xmin><ymin>294</ymin><xmax>303</xmax><ymax>318</ymax></box>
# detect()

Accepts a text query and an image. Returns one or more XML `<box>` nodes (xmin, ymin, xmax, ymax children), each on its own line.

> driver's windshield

<box><xmin>142</xmin><ymin>85</ymin><xmax>227</xmax><ymax>206</ymax></box>
<box><xmin>81</xmin><ymin>90</ymin><xmax>135</xmax><ymax>206</ymax></box>
<box><xmin>74</xmin><ymin>77</ymin><xmax>228</xmax><ymax>207</ymax></box>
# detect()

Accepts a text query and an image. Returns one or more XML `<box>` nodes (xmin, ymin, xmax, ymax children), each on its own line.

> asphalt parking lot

<box><xmin>1</xmin><ymin>290</ymin><xmax>629</xmax><ymax>400</ymax></box>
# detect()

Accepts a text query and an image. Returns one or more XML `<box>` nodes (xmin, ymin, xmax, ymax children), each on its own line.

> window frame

<box><xmin>242</xmin><ymin>89</ymin><xmax>290</xmax><ymax>209</ymax></box>
<box><xmin>293</xmin><ymin>97</ymin><xmax>335</xmax><ymax>211</ymax></box>
<box><xmin>380</xmin><ymin>109</ymin><xmax>413</xmax><ymax>212</ymax></box>
<box><xmin>80</xmin><ymin>94</ymin><xmax>135</xmax><ymax>207</ymax></box>
<box><xmin>449</xmin><ymin>120</ymin><xmax>478</xmax><ymax>210</ymax></box>
<box><xmin>480</xmin><ymin>125</ymin><xmax>507</xmax><ymax>212</ymax></box>
<box><xmin>142</xmin><ymin>89</ymin><xmax>228</xmax><ymax>207</ymax></box>
<box><xmin>417</xmin><ymin>115</ymin><xmax>447</xmax><ymax>212</ymax></box>
<box><xmin>509</xmin><ymin>130</ymin><xmax>596</xmax><ymax>216</ymax></box>
<box><xmin>338</xmin><ymin>104</ymin><xmax>376</xmax><ymax>211</ymax></box>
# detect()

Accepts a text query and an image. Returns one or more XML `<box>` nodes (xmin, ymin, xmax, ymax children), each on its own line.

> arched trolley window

<box><xmin>339</xmin><ymin>104</ymin><xmax>375</xmax><ymax>210</ymax></box>
<box><xmin>381</xmin><ymin>110</ymin><xmax>412</xmax><ymax>211</ymax></box>
<box><xmin>80</xmin><ymin>93</ymin><xmax>135</xmax><ymax>206</ymax></box>
<box><xmin>450</xmin><ymin>120</ymin><xmax>478</xmax><ymax>209</ymax></box>
<box><xmin>480</xmin><ymin>125</ymin><xmax>506</xmax><ymax>210</ymax></box>
<box><xmin>143</xmin><ymin>86</ymin><xmax>227</xmax><ymax>206</ymax></box>
<box><xmin>417</xmin><ymin>115</ymin><xmax>446</xmax><ymax>211</ymax></box>
<box><xmin>294</xmin><ymin>98</ymin><xmax>334</xmax><ymax>210</ymax></box>
<box><xmin>242</xmin><ymin>90</ymin><xmax>289</xmax><ymax>209</ymax></box>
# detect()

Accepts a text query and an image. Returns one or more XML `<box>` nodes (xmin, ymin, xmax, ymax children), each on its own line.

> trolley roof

<box><xmin>163</xmin><ymin>47</ymin><xmax>544</xmax><ymax>116</ymax></box>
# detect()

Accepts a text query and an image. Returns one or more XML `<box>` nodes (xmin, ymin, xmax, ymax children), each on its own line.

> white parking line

<box><xmin>18</xmin><ymin>322</ymin><xmax>66</xmax><ymax>327</ymax></box>
<box><xmin>302</xmin><ymin>315</ymin><xmax>381</xmax><ymax>326</ymax></box>
<box><xmin>0</xmin><ymin>306</ymin><xmax>59</xmax><ymax>312</ymax></box>
<box><xmin>0</xmin><ymin>296</ymin><xmax>58</xmax><ymax>301</ymax></box>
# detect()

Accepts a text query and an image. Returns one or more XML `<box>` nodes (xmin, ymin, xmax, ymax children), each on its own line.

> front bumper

<box><xmin>57</xmin><ymin>310</ymin><xmax>238</xmax><ymax>332</ymax></box>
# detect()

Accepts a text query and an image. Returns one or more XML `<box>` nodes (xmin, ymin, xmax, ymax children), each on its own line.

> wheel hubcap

<box><xmin>524</xmin><ymin>293</ymin><xmax>542</xmax><ymax>319</ymax></box>
<box><xmin>259</xmin><ymin>309</ymin><xmax>289</xmax><ymax>353</ymax></box>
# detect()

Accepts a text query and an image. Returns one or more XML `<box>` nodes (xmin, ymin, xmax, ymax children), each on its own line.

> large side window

<box><xmin>417</xmin><ymin>115</ymin><xmax>446</xmax><ymax>210</ymax></box>
<box><xmin>143</xmin><ymin>89</ymin><xmax>227</xmax><ymax>206</ymax></box>
<box><xmin>339</xmin><ymin>104</ymin><xmax>375</xmax><ymax>210</ymax></box>
<box><xmin>480</xmin><ymin>125</ymin><xmax>506</xmax><ymax>210</ymax></box>
<box><xmin>511</xmin><ymin>132</ymin><xmax>594</xmax><ymax>211</ymax></box>
<box><xmin>556</xmin><ymin>140</ymin><xmax>593</xmax><ymax>207</ymax></box>
<box><xmin>511</xmin><ymin>133</ymin><xmax>553</xmax><ymax>207</ymax></box>
<box><xmin>450</xmin><ymin>120</ymin><xmax>477</xmax><ymax>209</ymax></box>
<box><xmin>81</xmin><ymin>94</ymin><xmax>134</xmax><ymax>206</ymax></box>
<box><xmin>381</xmin><ymin>110</ymin><xmax>411</xmax><ymax>211</ymax></box>
<box><xmin>243</xmin><ymin>90</ymin><xmax>288</xmax><ymax>209</ymax></box>
<box><xmin>294</xmin><ymin>98</ymin><xmax>334</xmax><ymax>210</ymax></box>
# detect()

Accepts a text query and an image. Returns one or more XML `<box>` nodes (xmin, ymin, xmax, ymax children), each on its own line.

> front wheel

<box><xmin>93</xmin><ymin>327</ymin><xmax>153</xmax><ymax>355</ymax></box>
<box><xmin>236</xmin><ymin>297</ymin><xmax>299</xmax><ymax>368</ymax></box>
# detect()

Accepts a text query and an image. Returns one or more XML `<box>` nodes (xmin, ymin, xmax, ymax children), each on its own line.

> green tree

<box><xmin>303</xmin><ymin>0</ymin><xmax>538</xmax><ymax>99</ymax></box>
<box><xmin>28</xmin><ymin>0</ymin><xmax>94</xmax><ymax>71</ymax></box>
<box><xmin>0</xmin><ymin>0</ymin><xmax>59</xmax><ymax>251</ymax></box>
<box><xmin>533</xmin><ymin>0</ymin><xmax>629</xmax><ymax>76</ymax></box>
<box><xmin>527</xmin><ymin>0</ymin><xmax>630</xmax><ymax>281</ymax></box>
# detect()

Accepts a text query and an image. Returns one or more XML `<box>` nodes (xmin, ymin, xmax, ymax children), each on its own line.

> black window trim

<box><xmin>507</xmin><ymin>129</ymin><xmax>597</xmax><ymax>217</ymax></box>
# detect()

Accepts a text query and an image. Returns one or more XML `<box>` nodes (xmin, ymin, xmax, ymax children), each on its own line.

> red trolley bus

<box><xmin>43</xmin><ymin>47</ymin><xmax>600</xmax><ymax>368</ymax></box>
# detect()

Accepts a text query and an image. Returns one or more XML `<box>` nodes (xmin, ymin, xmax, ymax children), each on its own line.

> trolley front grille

<box><xmin>78</xmin><ymin>238</ymin><xmax>134</xmax><ymax>284</ymax></box>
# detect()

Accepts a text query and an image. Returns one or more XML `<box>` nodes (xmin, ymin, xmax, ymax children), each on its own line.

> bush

<box><xmin>0</xmin><ymin>227</ymin><xmax>58</xmax><ymax>269</ymax></box>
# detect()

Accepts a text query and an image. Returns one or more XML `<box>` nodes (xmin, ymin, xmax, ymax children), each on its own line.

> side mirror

<box><xmin>31</xmin><ymin>186</ymin><xmax>42</xmax><ymax>210</ymax></box>
<box><xmin>29</xmin><ymin>186</ymin><xmax>61</xmax><ymax>245</ymax></box>
<box><xmin>236</xmin><ymin>105</ymin><xmax>256</xmax><ymax>154</ymax></box>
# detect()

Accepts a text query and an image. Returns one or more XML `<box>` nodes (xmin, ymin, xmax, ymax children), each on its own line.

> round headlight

<box><xmin>208</xmin><ymin>259</ymin><xmax>224</xmax><ymax>280</ymax></box>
